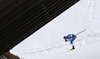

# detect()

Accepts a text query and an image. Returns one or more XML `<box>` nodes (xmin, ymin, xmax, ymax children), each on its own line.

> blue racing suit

<box><xmin>66</xmin><ymin>34</ymin><xmax>76</xmax><ymax>44</ymax></box>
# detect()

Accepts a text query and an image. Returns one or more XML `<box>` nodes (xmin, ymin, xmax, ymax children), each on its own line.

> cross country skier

<box><xmin>63</xmin><ymin>34</ymin><xmax>76</xmax><ymax>50</ymax></box>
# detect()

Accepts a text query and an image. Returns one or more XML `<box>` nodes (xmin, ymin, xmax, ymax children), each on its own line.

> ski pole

<box><xmin>76</xmin><ymin>29</ymin><xmax>86</xmax><ymax>35</ymax></box>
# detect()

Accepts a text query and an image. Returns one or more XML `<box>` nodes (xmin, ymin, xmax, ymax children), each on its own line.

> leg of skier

<box><xmin>70</xmin><ymin>36</ymin><xmax>76</xmax><ymax>50</ymax></box>
<box><xmin>70</xmin><ymin>43</ymin><xmax>75</xmax><ymax>50</ymax></box>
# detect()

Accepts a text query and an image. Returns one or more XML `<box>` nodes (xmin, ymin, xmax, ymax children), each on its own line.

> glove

<box><xmin>65</xmin><ymin>39</ymin><xmax>68</xmax><ymax>42</ymax></box>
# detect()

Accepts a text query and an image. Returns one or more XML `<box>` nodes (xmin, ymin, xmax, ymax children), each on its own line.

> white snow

<box><xmin>10</xmin><ymin>0</ymin><xmax>100</xmax><ymax>59</ymax></box>
<box><xmin>35</xmin><ymin>43</ymin><xmax>100</xmax><ymax>59</ymax></box>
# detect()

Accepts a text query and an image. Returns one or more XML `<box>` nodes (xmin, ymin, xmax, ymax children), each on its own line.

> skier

<box><xmin>63</xmin><ymin>34</ymin><xmax>76</xmax><ymax>50</ymax></box>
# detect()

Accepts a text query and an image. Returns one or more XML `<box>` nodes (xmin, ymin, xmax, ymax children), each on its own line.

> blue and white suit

<box><xmin>66</xmin><ymin>34</ymin><xmax>76</xmax><ymax>45</ymax></box>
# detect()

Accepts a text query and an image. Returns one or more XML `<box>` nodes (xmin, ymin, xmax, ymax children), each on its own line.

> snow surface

<box><xmin>35</xmin><ymin>43</ymin><xmax>100</xmax><ymax>59</ymax></box>
<box><xmin>10</xmin><ymin>0</ymin><xmax>100</xmax><ymax>59</ymax></box>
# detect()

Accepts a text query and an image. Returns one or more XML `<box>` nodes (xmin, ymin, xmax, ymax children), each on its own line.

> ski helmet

<box><xmin>63</xmin><ymin>36</ymin><xmax>67</xmax><ymax>39</ymax></box>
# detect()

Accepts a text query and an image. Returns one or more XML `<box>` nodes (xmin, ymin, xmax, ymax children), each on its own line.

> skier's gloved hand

<box><xmin>65</xmin><ymin>39</ymin><xmax>68</xmax><ymax>42</ymax></box>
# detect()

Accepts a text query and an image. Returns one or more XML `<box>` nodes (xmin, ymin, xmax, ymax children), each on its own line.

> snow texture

<box><xmin>10</xmin><ymin>0</ymin><xmax>100</xmax><ymax>59</ymax></box>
